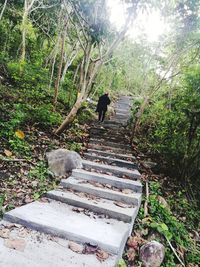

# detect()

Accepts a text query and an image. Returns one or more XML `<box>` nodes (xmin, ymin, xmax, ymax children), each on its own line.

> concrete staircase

<box><xmin>0</xmin><ymin>96</ymin><xmax>142</xmax><ymax>267</ymax></box>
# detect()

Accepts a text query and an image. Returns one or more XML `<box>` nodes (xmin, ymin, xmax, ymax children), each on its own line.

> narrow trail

<box><xmin>0</xmin><ymin>96</ymin><xmax>142</xmax><ymax>267</ymax></box>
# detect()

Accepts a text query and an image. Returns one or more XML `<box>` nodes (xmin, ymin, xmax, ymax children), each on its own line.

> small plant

<box><xmin>9</xmin><ymin>137</ymin><xmax>31</xmax><ymax>156</ymax></box>
<box><xmin>28</xmin><ymin>161</ymin><xmax>56</xmax><ymax>199</ymax></box>
<box><xmin>137</xmin><ymin>181</ymin><xmax>200</xmax><ymax>266</ymax></box>
<box><xmin>0</xmin><ymin>194</ymin><xmax>6</xmax><ymax>218</ymax></box>
<box><xmin>115</xmin><ymin>259</ymin><xmax>127</xmax><ymax>267</ymax></box>
<box><xmin>68</xmin><ymin>142</ymin><xmax>83</xmax><ymax>152</ymax></box>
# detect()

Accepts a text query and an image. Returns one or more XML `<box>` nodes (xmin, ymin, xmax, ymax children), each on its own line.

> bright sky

<box><xmin>107</xmin><ymin>0</ymin><xmax>169</xmax><ymax>42</ymax></box>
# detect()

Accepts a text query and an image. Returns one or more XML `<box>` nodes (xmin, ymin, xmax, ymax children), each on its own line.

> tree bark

<box><xmin>53</xmin><ymin>30</ymin><xmax>66</xmax><ymax>110</ymax></box>
<box><xmin>0</xmin><ymin>0</ymin><xmax>8</xmax><ymax>21</ymax></box>
<box><xmin>21</xmin><ymin>1</ymin><xmax>28</xmax><ymax>63</ymax></box>
<box><xmin>54</xmin><ymin>96</ymin><xmax>85</xmax><ymax>134</ymax></box>
<box><xmin>131</xmin><ymin>96</ymin><xmax>149</xmax><ymax>138</ymax></box>
<box><xmin>60</xmin><ymin>43</ymin><xmax>79</xmax><ymax>84</ymax></box>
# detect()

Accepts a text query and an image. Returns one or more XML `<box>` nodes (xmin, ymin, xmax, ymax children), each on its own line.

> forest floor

<box><xmin>0</xmin><ymin>86</ymin><xmax>199</xmax><ymax>266</ymax></box>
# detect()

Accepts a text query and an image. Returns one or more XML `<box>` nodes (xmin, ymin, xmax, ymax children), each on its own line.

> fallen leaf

<box><xmin>83</xmin><ymin>243</ymin><xmax>98</xmax><ymax>254</ymax></box>
<box><xmin>96</xmin><ymin>249</ymin><xmax>109</xmax><ymax>262</ymax></box>
<box><xmin>0</xmin><ymin>229</ymin><xmax>10</xmax><ymax>239</ymax></box>
<box><xmin>72</xmin><ymin>207</ymin><xmax>85</xmax><ymax>213</ymax></box>
<box><xmin>122</xmin><ymin>189</ymin><xmax>133</xmax><ymax>194</ymax></box>
<box><xmin>4</xmin><ymin>149</ymin><xmax>12</xmax><ymax>157</ymax></box>
<box><xmin>127</xmin><ymin>247</ymin><xmax>136</xmax><ymax>261</ymax></box>
<box><xmin>105</xmin><ymin>184</ymin><xmax>112</xmax><ymax>189</ymax></box>
<box><xmin>127</xmin><ymin>236</ymin><xmax>139</xmax><ymax>249</ymax></box>
<box><xmin>114</xmin><ymin>201</ymin><xmax>132</xmax><ymax>208</ymax></box>
<box><xmin>15</xmin><ymin>130</ymin><xmax>25</xmax><ymax>139</ymax></box>
<box><xmin>4</xmin><ymin>239</ymin><xmax>26</xmax><ymax>251</ymax></box>
<box><xmin>127</xmin><ymin>235</ymin><xmax>145</xmax><ymax>249</ymax></box>
<box><xmin>68</xmin><ymin>241</ymin><xmax>83</xmax><ymax>254</ymax></box>
<box><xmin>31</xmin><ymin>181</ymin><xmax>38</xmax><ymax>187</ymax></box>
<box><xmin>18</xmin><ymin>229</ymin><xmax>28</xmax><ymax>238</ymax></box>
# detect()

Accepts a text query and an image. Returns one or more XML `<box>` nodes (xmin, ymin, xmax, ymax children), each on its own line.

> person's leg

<box><xmin>101</xmin><ymin>110</ymin><xmax>106</xmax><ymax>122</ymax></box>
<box><xmin>98</xmin><ymin>110</ymin><xmax>102</xmax><ymax>121</ymax></box>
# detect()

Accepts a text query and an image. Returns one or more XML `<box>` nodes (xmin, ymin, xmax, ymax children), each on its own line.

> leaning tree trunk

<box><xmin>54</xmin><ymin>96</ymin><xmax>84</xmax><ymax>134</ymax></box>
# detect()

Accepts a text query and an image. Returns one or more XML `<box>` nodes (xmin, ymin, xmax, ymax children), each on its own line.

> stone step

<box><xmin>46</xmin><ymin>190</ymin><xmax>138</xmax><ymax>223</ymax></box>
<box><xmin>4</xmin><ymin>200</ymin><xmax>130</xmax><ymax>255</ymax></box>
<box><xmin>89</xmin><ymin>129</ymin><xmax>129</xmax><ymax>139</ymax></box>
<box><xmin>90</xmin><ymin>126</ymin><xmax>126</xmax><ymax>135</ymax></box>
<box><xmin>103</xmin><ymin>120</ymin><xmax>123</xmax><ymax>125</ymax></box>
<box><xmin>86</xmin><ymin>149</ymin><xmax>135</xmax><ymax>161</ymax></box>
<box><xmin>115</xmin><ymin>113</ymin><xmax>130</xmax><ymax>117</ymax></box>
<box><xmin>0</xmin><ymin>221</ymin><xmax>117</xmax><ymax>267</ymax></box>
<box><xmin>84</xmin><ymin>153</ymin><xmax>138</xmax><ymax>169</ymax></box>
<box><xmin>61</xmin><ymin>177</ymin><xmax>142</xmax><ymax>205</ymax></box>
<box><xmin>89</xmin><ymin>132</ymin><xmax>129</xmax><ymax>142</ymax></box>
<box><xmin>89</xmin><ymin>139</ymin><xmax>131</xmax><ymax>150</ymax></box>
<box><xmin>95</xmin><ymin>124</ymin><xmax>124</xmax><ymax>132</ymax></box>
<box><xmin>115</xmin><ymin>104</ymin><xmax>130</xmax><ymax>109</ymax></box>
<box><xmin>72</xmin><ymin>169</ymin><xmax>142</xmax><ymax>192</ymax></box>
<box><xmin>115</xmin><ymin>108</ymin><xmax>130</xmax><ymax>114</ymax></box>
<box><xmin>88</xmin><ymin>143</ymin><xmax>133</xmax><ymax>155</ymax></box>
<box><xmin>82</xmin><ymin>160</ymin><xmax>140</xmax><ymax>179</ymax></box>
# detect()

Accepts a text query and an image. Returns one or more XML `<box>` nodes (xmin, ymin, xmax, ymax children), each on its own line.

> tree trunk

<box><xmin>0</xmin><ymin>0</ymin><xmax>8</xmax><ymax>21</ymax></box>
<box><xmin>54</xmin><ymin>96</ymin><xmax>84</xmax><ymax>134</ymax></box>
<box><xmin>53</xmin><ymin>31</ymin><xmax>66</xmax><ymax>110</ymax></box>
<box><xmin>21</xmin><ymin>1</ymin><xmax>28</xmax><ymax>63</ymax></box>
<box><xmin>131</xmin><ymin>96</ymin><xmax>149</xmax><ymax>138</ymax></box>
<box><xmin>60</xmin><ymin>43</ymin><xmax>79</xmax><ymax>84</ymax></box>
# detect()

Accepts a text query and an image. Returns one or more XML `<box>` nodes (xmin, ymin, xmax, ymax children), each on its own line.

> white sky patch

<box><xmin>107</xmin><ymin>0</ymin><xmax>170</xmax><ymax>42</ymax></box>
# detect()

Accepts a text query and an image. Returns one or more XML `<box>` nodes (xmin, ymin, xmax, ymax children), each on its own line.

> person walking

<box><xmin>96</xmin><ymin>92</ymin><xmax>111</xmax><ymax>122</ymax></box>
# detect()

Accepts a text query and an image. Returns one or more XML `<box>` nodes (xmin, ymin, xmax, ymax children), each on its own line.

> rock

<box><xmin>140</xmin><ymin>241</ymin><xmax>165</xmax><ymax>267</ymax></box>
<box><xmin>46</xmin><ymin>149</ymin><xmax>82</xmax><ymax>176</ymax></box>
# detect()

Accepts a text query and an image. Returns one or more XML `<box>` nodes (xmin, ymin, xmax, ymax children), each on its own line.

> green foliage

<box><xmin>68</xmin><ymin>142</ymin><xmax>83</xmax><ymax>152</ymax></box>
<box><xmin>0</xmin><ymin>194</ymin><xmax>6</xmax><ymax>218</ymax></box>
<box><xmin>115</xmin><ymin>259</ymin><xmax>127</xmax><ymax>267</ymax></box>
<box><xmin>28</xmin><ymin>161</ymin><xmax>56</xmax><ymax>199</ymax></box>
<box><xmin>139</xmin><ymin>181</ymin><xmax>200</xmax><ymax>266</ymax></box>
<box><xmin>7</xmin><ymin>61</ymin><xmax>49</xmax><ymax>89</ymax></box>
<box><xmin>9</xmin><ymin>137</ymin><xmax>31</xmax><ymax>156</ymax></box>
<box><xmin>29</xmin><ymin>104</ymin><xmax>62</xmax><ymax>128</ymax></box>
<box><xmin>139</xmin><ymin>64</ymin><xmax>200</xmax><ymax>199</ymax></box>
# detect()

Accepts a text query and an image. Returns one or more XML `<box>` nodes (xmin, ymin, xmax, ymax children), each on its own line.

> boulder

<box><xmin>46</xmin><ymin>149</ymin><xmax>82</xmax><ymax>176</ymax></box>
<box><xmin>140</xmin><ymin>241</ymin><xmax>165</xmax><ymax>267</ymax></box>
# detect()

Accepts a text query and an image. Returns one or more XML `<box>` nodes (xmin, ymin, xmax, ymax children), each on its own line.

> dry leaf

<box><xmin>72</xmin><ymin>207</ymin><xmax>85</xmax><ymax>213</ymax></box>
<box><xmin>114</xmin><ymin>201</ymin><xmax>132</xmax><ymax>208</ymax></box>
<box><xmin>83</xmin><ymin>243</ymin><xmax>98</xmax><ymax>254</ymax></box>
<box><xmin>127</xmin><ymin>248</ymin><xmax>136</xmax><ymax>261</ymax></box>
<box><xmin>4</xmin><ymin>239</ymin><xmax>26</xmax><ymax>251</ymax></box>
<box><xmin>68</xmin><ymin>241</ymin><xmax>83</xmax><ymax>254</ymax></box>
<box><xmin>122</xmin><ymin>189</ymin><xmax>133</xmax><ymax>194</ymax></box>
<box><xmin>127</xmin><ymin>235</ymin><xmax>144</xmax><ymax>249</ymax></box>
<box><xmin>15</xmin><ymin>130</ymin><xmax>25</xmax><ymax>139</ymax></box>
<box><xmin>96</xmin><ymin>249</ymin><xmax>109</xmax><ymax>262</ymax></box>
<box><xmin>18</xmin><ymin>229</ymin><xmax>28</xmax><ymax>238</ymax></box>
<box><xmin>105</xmin><ymin>184</ymin><xmax>112</xmax><ymax>189</ymax></box>
<box><xmin>127</xmin><ymin>236</ymin><xmax>139</xmax><ymax>249</ymax></box>
<box><xmin>4</xmin><ymin>149</ymin><xmax>12</xmax><ymax>157</ymax></box>
<box><xmin>0</xmin><ymin>229</ymin><xmax>10</xmax><ymax>239</ymax></box>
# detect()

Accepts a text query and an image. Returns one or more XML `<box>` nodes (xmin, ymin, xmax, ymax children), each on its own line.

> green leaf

<box><xmin>115</xmin><ymin>259</ymin><xmax>127</xmax><ymax>267</ymax></box>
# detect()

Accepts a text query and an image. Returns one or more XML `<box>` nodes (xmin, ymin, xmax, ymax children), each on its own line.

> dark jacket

<box><xmin>96</xmin><ymin>94</ymin><xmax>111</xmax><ymax>112</ymax></box>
